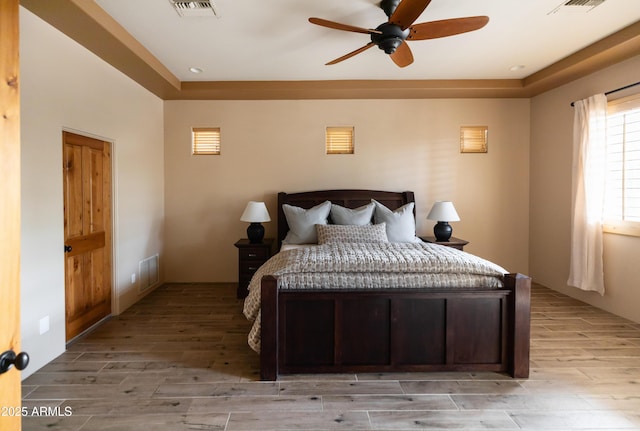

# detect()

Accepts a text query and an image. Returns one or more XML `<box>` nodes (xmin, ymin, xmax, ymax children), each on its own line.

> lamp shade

<box><xmin>426</xmin><ymin>201</ymin><xmax>460</xmax><ymax>222</ymax></box>
<box><xmin>240</xmin><ymin>201</ymin><xmax>271</xmax><ymax>223</ymax></box>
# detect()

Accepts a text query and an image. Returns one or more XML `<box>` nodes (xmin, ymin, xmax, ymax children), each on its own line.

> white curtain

<box><xmin>567</xmin><ymin>94</ymin><xmax>607</xmax><ymax>295</ymax></box>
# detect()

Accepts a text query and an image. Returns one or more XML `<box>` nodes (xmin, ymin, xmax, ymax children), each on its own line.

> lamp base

<box><xmin>247</xmin><ymin>222</ymin><xmax>265</xmax><ymax>243</ymax></box>
<box><xmin>433</xmin><ymin>221</ymin><xmax>452</xmax><ymax>242</ymax></box>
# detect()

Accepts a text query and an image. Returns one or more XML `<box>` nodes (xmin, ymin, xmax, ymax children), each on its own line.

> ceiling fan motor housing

<box><xmin>371</xmin><ymin>22</ymin><xmax>410</xmax><ymax>54</ymax></box>
<box><xmin>380</xmin><ymin>0</ymin><xmax>402</xmax><ymax>17</ymax></box>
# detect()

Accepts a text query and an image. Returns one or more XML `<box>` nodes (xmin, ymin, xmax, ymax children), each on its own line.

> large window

<box><xmin>604</xmin><ymin>95</ymin><xmax>640</xmax><ymax>236</ymax></box>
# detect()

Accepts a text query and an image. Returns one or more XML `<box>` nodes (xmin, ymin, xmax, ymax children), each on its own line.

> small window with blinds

<box><xmin>192</xmin><ymin>127</ymin><xmax>221</xmax><ymax>155</ymax></box>
<box><xmin>326</xmin><ymin>126</ymin><xmax>354</xmax><ymax>155</ymax></box>
<box><xmin>604</xmin><ymin>95</ymin><xmax>640</xmax><ymax>236</ymax></box>
<box><xmin>460</xmin><ymin>126</ymin><xmax>488</xmax><ymax>153</ymax></box>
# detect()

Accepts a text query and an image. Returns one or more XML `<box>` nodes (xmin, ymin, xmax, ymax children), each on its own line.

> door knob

<box><xmin>64</xmin><ymin>245</ymin><xmax>72</xmax><ymax>253</ymax></box>
<box><xmin>0</xmin><ymin>350</ymin><xmax>29</xmax><ymax>374</ymax></box>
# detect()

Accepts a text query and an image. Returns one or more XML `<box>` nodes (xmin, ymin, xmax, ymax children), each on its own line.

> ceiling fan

<box><xmin>308</xmin><ymin>0</ymin><xmax>489</xmax><ymax>68</ymax></box>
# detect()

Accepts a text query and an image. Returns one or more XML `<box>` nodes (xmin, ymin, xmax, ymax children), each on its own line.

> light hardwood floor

<box><xmin>21</xmin><ymin>282</ymin><xmax>640</xmax><ymax>430</ymax></box>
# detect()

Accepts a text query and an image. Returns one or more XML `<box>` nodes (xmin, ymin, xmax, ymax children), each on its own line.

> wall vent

<box><xmin>549</xmin><ymin>0</ymin><xmax>606</xmax><ymax>14</ymax></box>
<box><xmin>169</xmin><ymin>1</ymin><xmax>219</xmax><ymax>18</ymax></box>
<box><xmin>139</xmin><ymin>255</ymin><xmax>160</xmax><ymax>293</ymax></box>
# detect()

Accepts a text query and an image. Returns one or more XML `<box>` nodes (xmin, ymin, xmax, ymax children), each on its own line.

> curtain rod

<box><xmin>570</xmin><ymin>81</ymin><xmax>640</xmax><ymax>107</ymax></box>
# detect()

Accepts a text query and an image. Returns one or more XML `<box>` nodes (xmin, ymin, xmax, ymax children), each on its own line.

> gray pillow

<box><xmin>282</xmin><ymin>201</ymin><xmax>331</xmax><ymax>244</ymax></box>
<box><xmin>330</xmin><ymin>203</ymin><xmax>375</xmax><ymax>225</ymax></box>
<box><xmin>317</xmin><ymin>223</ymin><xmax>388</xmax><ymax>244</ymax></box>
<box><xmin>372</xmin><ymin>199</ymin><xmax>421</xmax><ymax>243</ymax></box>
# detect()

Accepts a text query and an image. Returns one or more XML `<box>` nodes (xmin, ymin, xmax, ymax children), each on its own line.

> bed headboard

<box><xmin>276</xmin><ymin>189</ymin><xmax>415</xmax><ymax>249</ymax></box>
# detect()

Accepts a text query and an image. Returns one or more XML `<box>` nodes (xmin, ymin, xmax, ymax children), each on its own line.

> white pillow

<box><xmin>317</xmin><ymin>223</ymin><xmax>388</xmax><ymax>244</ymax></box>
<box><xmin>372</xmin><ymin>199</ymin><xmax>421</xmax><ymax>243</ymax></box>
<box><xmin>330</xmin><ymin>203</ymin><xmax>375</xmax><ymax>225</ymax></box>
<box><xmin>282</xmin><ymin>201</ymin><xmax>331</xmax><ymax>244</ymax></box>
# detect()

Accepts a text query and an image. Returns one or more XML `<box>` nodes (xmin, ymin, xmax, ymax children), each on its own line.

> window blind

<box><xmin>192</xmin><ymin>127</ymin><xmax>221</xmax><ymax>155</ymax></box>
<box><xmin>326</xmin><ymin>126</ymin><xmax>354</xmax><ymax>155</ymax></box>
<box><xmin>605</xmin><ymin>96</ymin><xmax>640</xmax><ymax>223</ymax></box>
<box><xmin>460</xmin><ymin>126</ymin><xmax>488</xmax><ymax>153</ymax></box>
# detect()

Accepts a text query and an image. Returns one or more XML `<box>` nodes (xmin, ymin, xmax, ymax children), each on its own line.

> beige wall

<box><xmin>164</xmin><ymin>99</ymin><xmax>531</xmax><ymax>282</ymax></box>
<box><xmin>530</xmin><ymin>55</ymin><xmax>640</xmax><ymax>323</ymax></box>
<box><xmin>20</xmin><ymin>8</ymin><xmax>165</xmax><ymax>378</ymax></box>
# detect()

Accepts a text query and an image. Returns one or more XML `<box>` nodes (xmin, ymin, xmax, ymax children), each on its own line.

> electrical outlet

<box><xmin>39</xmin><ymin>316</ymin><xmax>50</xmax><ymax>335</ymax></box>
<box><xmin>131</xmin><ymin>273</ymin><xmax>136</xmax><ymax>284</ymax></box>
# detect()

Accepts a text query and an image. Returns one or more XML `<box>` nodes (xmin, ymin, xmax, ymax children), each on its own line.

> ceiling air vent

<box><xmin>563</xmin><ymin>0</ymin><xmax>605</xmax><ymax>5</ymax></box>
<box><xmin>549</xmin><ymin>0</ymin><xmax>606</xmax><ymax>14</ymax></box>
<box><xmin>169</xmin><ymin>1</ymin><xmax>219</xmax><ymax>18</ymax></box>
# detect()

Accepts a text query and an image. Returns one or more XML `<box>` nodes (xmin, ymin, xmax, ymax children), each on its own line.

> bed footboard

<box><xmin>260</xmin><ymin>273</ymin><xmax>531</xmax><ymax>381</ymax></box>
<box><xmin>505</xmin><ymin>273</ymin><xmax>531</xmax><ymax>378</ymax></box>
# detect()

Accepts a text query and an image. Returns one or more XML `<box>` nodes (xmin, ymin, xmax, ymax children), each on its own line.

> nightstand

<box><xmin>420</xmin><ymin>236</ymin><xmax>469</xmax><ymax>251</ymax></box>
<box><xmin>234</xmin><ymin>238</ymin><xmax>274</xmax><ymax>299</ymax></box>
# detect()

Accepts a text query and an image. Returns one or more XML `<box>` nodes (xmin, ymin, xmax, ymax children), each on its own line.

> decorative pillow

<box><xmin>282</xmin><ymin>201</ymin><xmax>331</xmax><ymax>244</ymax></box>
<box><xmin>330</xmin><ymin>203</ymin><xmax>375</xmax><ymax>225</ymax></box>
<box><xmin>372</xmin><ymin>199</ymin><xmax>421</xmax><ymax>243</ymax></box>
<box><xmin>317</xmin><ymin>223</ymin><xmax>388</xmax><ymax>244</ymax></box>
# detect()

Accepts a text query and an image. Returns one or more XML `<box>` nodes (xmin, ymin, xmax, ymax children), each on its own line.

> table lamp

<box><xmin>240</xmin><ymin>201</ymin><xmax>271</xmax><ymax>243</ymax></box>
<box><xmin>426</xmin><ymin>201</ymin><xmax>460</xmax><ymax>242</ymax></box>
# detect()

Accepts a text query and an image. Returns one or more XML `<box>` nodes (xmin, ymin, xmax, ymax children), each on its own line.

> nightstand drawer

<box><xmin>240</xmin><ymin>261</ymin><xmax>263</xmax><ymax>275</ymax></box>
<box><xmin>239</xmin><ymin>247</ymin><xmax>271</xmax><ymax>261</ymax></box>
<box><xmin>239</xmin><ymin>275</ymin><xmax>254</xmax><ymax>290</ymax></box>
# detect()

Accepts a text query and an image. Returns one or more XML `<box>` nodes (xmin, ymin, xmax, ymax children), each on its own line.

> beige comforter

<box><xmin>242</xmin><ymin>242</ymin><xmax>507</xmax><ymax>353</ymax></box>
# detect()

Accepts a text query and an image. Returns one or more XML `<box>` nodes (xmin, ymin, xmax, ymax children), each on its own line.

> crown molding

<box><xmin>174</xmin><ymin>79</ymin><xmax>526</xmax><ymax>100</ymax></box>
<box><xmin>522</xmin><ymin>20</ymin><xmax>640</xmax><ymax>97</ymax></box>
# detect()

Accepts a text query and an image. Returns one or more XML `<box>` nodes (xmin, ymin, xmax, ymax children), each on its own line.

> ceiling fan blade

<box><xmin>389</xmin><ymin>42</ymin><xmax>414</xmax><ymax>68</ymax></box>
<box><xmin>325</xmin><ymin>42</ymin><xmax>376</xmax><ymax>65</ymax></box>
<box><xmin>388</xmin><ymin>0</ymin><xmax>432</xmax><ymax>30</ymax></box>
<box><xmin>309</xmin><ymin>17</ymin><xmax>382</xmax><ymax>35</ymax></box>
<box><xmin>407</xmin><ymin>16</ymin><xmax>489</xmax><ymax>40</ymax></box>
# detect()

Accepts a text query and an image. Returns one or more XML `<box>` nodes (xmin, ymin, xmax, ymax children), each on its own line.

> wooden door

<box><xmin>63</xmin><ymin>131</ymin><xmax>112</xmax><ymax>341</ymax></box>
<box><xmin>0</xmin><ymin>0</ymin><xmax>23</xmax><ymax>428</ymax></box>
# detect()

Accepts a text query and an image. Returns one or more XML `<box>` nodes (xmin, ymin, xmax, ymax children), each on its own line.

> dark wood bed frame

<box><xmin>259</xmin><ymin>189</ymin><xmax>531</xmax><ymax>380</ymax></box>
